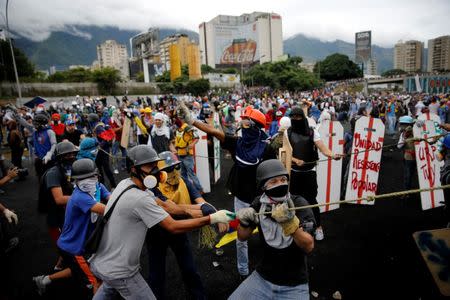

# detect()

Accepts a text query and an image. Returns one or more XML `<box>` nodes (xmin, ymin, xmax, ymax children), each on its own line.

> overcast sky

<box><xmin>3</xmin><ymin>0</ymin><xmax>449</xmax><ymax>47</ymax></box>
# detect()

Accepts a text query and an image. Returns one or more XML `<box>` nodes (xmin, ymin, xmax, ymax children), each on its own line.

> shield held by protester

<box><xmin>317</xmin><ymin>120</ymin><xmax>344</xmax><ymax>212</ymax></box>
<box><xmin>345</xmin><ymin>116</ymin><xmax>385</xmax><ymax>205</ymax></box>
<box><xmin>279</xmin><ymin>129</ymin><xmax>293</xmax><ymax>175</ymax></box>
<box><xmin>121</xmin><ymin>116</ymin><xmax>132</xmax><ymax>149</ymax></box>
<box><xmin>413</xmin><ymin>120</ymin><xmax>444</xmax><ymax>210</ymax></box>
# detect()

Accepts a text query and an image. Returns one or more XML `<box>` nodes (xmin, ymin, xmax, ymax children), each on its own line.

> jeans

<box><xmin>92</xmin><ymin>271</ymin><xmax>156</xmax><ymax>300</ymax></box>
<box><xmin>234</xmin><ymin>197</ymin><xmax>250</xmax><ymax>276</ymax></box>
<box><xmin>179</xmin><ymin>155</ymin><xmax>203</xmax><ymax>192</ymax></box>
<box><xmin>146</xmin><ymin>227</ymin><xmax>205</xmax><ymax>300</ymax></box>
<box><xmin>404</xmin><ymin>159</ymin><xmax>416</xmax><ymax>190</ymax></box>
<box><xmin>228</xmin><ymin>271</ymin><xmax>309</xmax><ymax>300</ymax></box>
<box><xmin>387</xmin><ymin>115</ymin><xmax>397</xmax><ymax>135</ymax></box>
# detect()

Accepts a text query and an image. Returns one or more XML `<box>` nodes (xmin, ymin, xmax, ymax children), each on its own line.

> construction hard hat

<box><xmin>157</xmin><ymin>151</ymin><xmax>181</xmax><ymax>172</ymax></box>
<box><xmin>127</xmin><ymin>145</ymin><xmax>162</xmax><ymax>167</ymax></box>
<box><xmin>55</xmin><ymin>141</ymin><xmax>79</xmax><ymax>158</ymax></box>
<box><xmin>144</xmin><ymin>107</ymin><xmax>152</xmax><ymax>114</ymax></box>
<box><xmin>33</xmin><ymin>113</ymin><xmax>49</xmax><ymax>127</ymax></box>
<box><xmin>241</xmin><ymin>106</ymin><xmax>266</xmax><ymax>127</ymax></box>
<box><xmin>72</xmin><ymin>158</ymin><xmax>98</xmax><ymax>180</ymax></box>
<box><xmin>256</xmin><ymin>159</ymin><xmax>289</xmax><ymax>188</ymax></box>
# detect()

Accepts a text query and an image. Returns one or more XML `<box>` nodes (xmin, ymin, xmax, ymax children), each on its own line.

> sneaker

<box><xmin>113</xmin><ymin>169</ymin><xmax>119</xmax><ymax>174</ymax></box>
<box><xmin>315</xmin><ymin>228</ymin><xmax>324</xmax><ymax>241</ymax></box>
<box><xmin>33</xmin><ymin>275</ymin><xmax>47</xmax><ymax>295</ymax></box>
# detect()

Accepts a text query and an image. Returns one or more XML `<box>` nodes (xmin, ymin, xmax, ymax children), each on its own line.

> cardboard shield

<box><xmin>317</xmin><ymin>120</ymin><xmax>344</xmax><ymax>212</ymax></box>
<box><xmin>413</xmin><ymin>120</ymin><xmax>444</xmax><ymax>210</ymax></box>
<box><xmin>345</xmin><ymin>117</ymin><xmax>385</xmax><ymax>205</ymax></box>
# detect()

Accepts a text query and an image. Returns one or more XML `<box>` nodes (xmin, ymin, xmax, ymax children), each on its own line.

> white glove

<box><xmin>3</xmin><ymin>209</ymin><xmax>18</xmax><ymax>225</ymax></box>
<box><xmin>176</xmin><ymin>101</ymin><xmax>194</xmax><ymax>125</ymax></box>
<box><xmin>43</xmin><ymin>153</ymin><xmax>52</xmax><ymax>164</ymax></box>
<box><xmin>209</xmin><ymin>209</ymin><xmax>235</xmax><ymax>224</ymax></box>
<box><xmin>236</xmin><ymin>207</ymin><xmax>259</xmax><ymax>227</ymax></box>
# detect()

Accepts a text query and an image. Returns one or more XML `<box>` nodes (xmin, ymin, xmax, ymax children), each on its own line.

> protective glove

<box><xmin>176</xmin><ymin>101</ymin><xmax>194</xmax><ymax>125</ymax></box>
<box><xmin>43</xmin><ymin>153</ymin><xmax>52</xmax><ymax>164</ymax></box>
<box><xmin>3</xmin><ymin>209</ymin><xmax>18</xmax><ymax>225</ymax></box>
<box><xmin>200</xmin><ymin>202</ymin><xmax>217</xmax><ymax>216</ymax></box>
<box><xmin>271</xmin><ymin>199</ymin><xmax>300</xmax><ymax>236</ymax></box>
<box><xmin>236</xmin><ymin>207</ymin><xmax>259</xmax><ymax>227</ymax></box>
<box><xmin>209</xmin><ymin>209</ymin><xmax>235</xmax><ymax>224</ymax></box>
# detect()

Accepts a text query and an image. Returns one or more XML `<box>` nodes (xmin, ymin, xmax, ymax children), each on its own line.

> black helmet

<box><xmin>157</xmin><ymin>151</ymin><xmax>181</xmax><ymax>171</ymax></box>
<box><xmin>127</xmin><ymin>145</ymin><xmax>162</xmax><ymax>167</ymax></box>
<box><xmin>256</xmin><ymin>159</ymin><xmax>289</xmax><ymax>188</ymax></box>
<box><xmin>72</xmin><ymin>158</ymin><xmax>98</xmax><ymax>180</ymax></box>
<box><xmin>55</xmin><ymin>141</ymin><xmax>78</xmax><ymax>158</ymax></box>
<box><xmin>88</xmin><ymin>113</ymin><xmax>99</xmax><ymax>123</ymax></box>
<box><xmin>33</xmin><ymin>113</ymin><xmax>49</xmax><ymax>127</ymax></box>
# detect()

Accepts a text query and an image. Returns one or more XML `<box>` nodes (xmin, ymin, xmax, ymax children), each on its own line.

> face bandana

<box><xmin>264</xmin><ymin>183</ymin><xmax>289</xmax><ymax>201</ymax></box>
<box><xmin>77</xmin><ymin>177</ymin><xmax>98</xmax><ymax>197</ymax></box>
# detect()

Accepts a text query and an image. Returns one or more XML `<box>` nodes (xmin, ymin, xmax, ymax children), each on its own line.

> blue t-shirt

<box><xmin>57</xmin><ymin>183</ymin><xmax>110</xmax><ymax>255</ymax></box>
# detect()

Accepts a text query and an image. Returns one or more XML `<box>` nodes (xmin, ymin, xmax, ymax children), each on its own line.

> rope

<box><xmin>255</xmin><ymin>184</ymin><xmax>450</xmax><ymax>215</ymax></box>
<box><xmin>300</xmin><ymin>132</ymin><xmax>446</xmax><ymax>166</ymax></box>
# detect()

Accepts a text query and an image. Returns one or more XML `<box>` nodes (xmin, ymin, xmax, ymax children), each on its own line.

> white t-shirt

<box><xmin>90</xmin><ymin>178</ymin><xmax>168</xmax><ymax>280</ymax></box>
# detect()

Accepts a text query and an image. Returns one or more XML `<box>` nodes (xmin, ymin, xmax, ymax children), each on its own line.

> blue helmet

<box><xmin>398</xmin><ymin>116</ymin><xmax>414</xmax><ymax>124</ymax></box>
<box><xmin>443</xmin><ymin>135</ymin><xmax>450</xmax><ymax>149</ymax></box>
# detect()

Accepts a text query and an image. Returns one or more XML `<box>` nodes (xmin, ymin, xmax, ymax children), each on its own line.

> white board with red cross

<box><xmin>345</xmin><ymin>116</ymin><xmax>385</xmax><ymax>205</ymax></box>
<box><xmin>413</xmin><ymin>120</ymin><xmax>444</xmax><ymax>210</ymax></box>
<box><xmin>193</xmin><ymin>128</ymin><xmax>211</xmax><ymax>193</ymax></box>
<box><xmin>418</xmin><ymin>112</ymin><xmax>441</xmax><ymax>125</ymax></box>
<box><xmin>317</xmin><ymin>120</ymin><xmax>344</xmax><ymax>212</ymax></box>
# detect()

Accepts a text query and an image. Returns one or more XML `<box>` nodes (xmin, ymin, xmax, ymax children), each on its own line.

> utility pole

<box><xmin>6</xmin><ymin>0</ymin><xmax>22</xmax><ymax>102</ymax></box>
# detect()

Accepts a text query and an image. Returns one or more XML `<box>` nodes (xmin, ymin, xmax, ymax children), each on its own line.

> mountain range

<box><xmin>14</xmin><ymin>26</ymin><xmax>395</xmax><ymax>74</ymax></box>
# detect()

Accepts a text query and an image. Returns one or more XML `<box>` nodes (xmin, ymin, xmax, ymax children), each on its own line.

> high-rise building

<box><xmin>366</xmin><ymin>58</ymin><xmax>378</xmax><ymax>75</ymax></box>
<box><xmin>427</xmin><ymin>35</ymin><xmax>450</xmax><ymax>72</ymax></box>
<box><xmin>96</xmin><ymin>40</ymin><xmax>129</xmax><ymax>79</ymax></box>
<box><xmin>129</xmin><ymin>28</ymin><xmax>161</xmax><ymax>83</ymax></box>
<box><xmin>393</xmin><ymin>40</ymin><xmax>424</xmax><ymax>73</ymax></box>
<box><xmin>199</xmin><ymin>12</ymin><xmax>283</xmax><ymax>70</ymax></box>
<box><xmin>159</xmin><ymin>34</ymin><xmax>194</xmax><ymax>71</ymax></box>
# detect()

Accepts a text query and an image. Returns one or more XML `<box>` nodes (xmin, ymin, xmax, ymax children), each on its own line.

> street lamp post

<box><xmin>5</xmin><ymin>0</ymin><xmax>22</xmax><ymax>102</ymax></box>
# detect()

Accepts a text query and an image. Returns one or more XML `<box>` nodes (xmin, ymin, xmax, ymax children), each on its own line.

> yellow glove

<box><xmin>271</xmin><ymin>200</ymin><xmax>300</xmax><ymax>236</ymax></box>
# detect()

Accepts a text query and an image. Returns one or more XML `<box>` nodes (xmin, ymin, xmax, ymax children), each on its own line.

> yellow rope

<box><xmin>255</xmin><ymin>184</ymin><xmax>450</xmax><ymax>215</ymax></box>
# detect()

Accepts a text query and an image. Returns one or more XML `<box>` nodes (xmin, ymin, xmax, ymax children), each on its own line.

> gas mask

<box><xmin>138</xmin><ymin>167</ymin><xmax>167</xmax><ymax>189</ymax></box>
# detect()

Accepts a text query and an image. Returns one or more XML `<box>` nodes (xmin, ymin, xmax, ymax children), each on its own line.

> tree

<box><xmin>201</xmin><ymin>64</ymin><xmax>215</xmax><ymax>74</ymax></box>
<box><xmin>186</xmin><ymin>79</ymin><xmax>210</xmax><ymax>96</ymax></box>
<box><xmin>92</xmin><ymin>67</ymin><xmax>121</xmax><ymax>94</ymax></box>
<box><xmin>136</xmin><ymin>71</ymin><xmax>145</xmax><ymax>82</ymax></box>
<box><xmin>381</xmin><ymin>69</ymin><xmax>407</xmax><ymax>77</ymax></box>
<box><xmin>156</xmin><ymin>70</ymin><xmax>170</xmax><ymax>82</ymax></box>
<box><xmin>314</xmin><ymin>53</ymin><xmax>362</xmax><ymax>81</ymax></box>
<box><xmin>0</xmin><ymin>40</ymin><xmax>36</xmax><ymax>82</ymax></box>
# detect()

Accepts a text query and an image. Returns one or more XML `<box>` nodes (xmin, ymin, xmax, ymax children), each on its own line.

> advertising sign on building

<box><xmin>214</xmin><ymin>23</ymin><xmax>260</xmax><ymax>68</ymax></box>
<box><xmin>355</xmin><ymin>31</ymin><xmax>372</xmax><ymax>63</ymax></box>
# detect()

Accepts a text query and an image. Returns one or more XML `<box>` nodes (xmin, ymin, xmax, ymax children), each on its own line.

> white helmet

<box><xmin>279</xmin><ymin>116</ymin><xmax>291</xmax><ymax>131</ymax></box>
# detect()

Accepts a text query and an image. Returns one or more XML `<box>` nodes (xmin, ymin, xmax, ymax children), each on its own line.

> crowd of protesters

<box><xmin>0</xmin><ymin>82</ymin><xmax>449</xmax><ymax>299</ymax></box>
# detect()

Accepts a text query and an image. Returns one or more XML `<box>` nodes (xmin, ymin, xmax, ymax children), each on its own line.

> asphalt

<box><xmin>0</xmin><ymin>132</ymin><xmax>449</xmax><ymax>300</ymax></box>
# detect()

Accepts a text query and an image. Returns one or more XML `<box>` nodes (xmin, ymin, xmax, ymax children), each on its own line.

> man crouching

<box><xmin>231</xmin><ymin>159</ymin><xmax>316</xmax><ymax>300</ymax></box>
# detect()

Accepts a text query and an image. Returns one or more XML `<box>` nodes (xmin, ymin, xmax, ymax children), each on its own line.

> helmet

<box><xmin>157</xmin><ymin>151</ymin><xmax>181</xmax><ymax>171</ymax></box>
<box><xmin>87</xmin><ymin>113</ymin><xmax>99</xmax><ymax>123</ymax></box>
<box><xmin>33</xmin><ymin>113</ymin><xmax>49</xmax><ymax>127</ymax></box>
<box><xmin>241</xmin><ymin>106</ymin><xmax>266</xmax><ymax>127</ymax></box>
<box><xmin>443</xmin><ymin>135</ymin><xmax>450</xmax><ymax>149</ymax></box>
<box><xmin>256</xmin><ymin>159</ymin><xmax>289</xmax><ymax>188</ymax></box>
<box><xmin>279</xmin><ymin>116</ymin><xmax>291</xmax><ymax>131</ymax></box>
<box><xmin>399</xmin><ymin>116</ymin><xmax>414</xmax><ymax>124</ymax></box>
<box><xmin>72</xmin><ymin>158</ymin><xmax>98</xmax><ymax>180</ymax></box>
<box><xmin>51</xmin><ymin>113</ymin><xmax>60</xmax><ymax>121</ymax></box>
<box><xmin>144</xmin><ymin>107</ymin><xmax>152</xmax><ymax>114</ymax></box>
<box><xmin>127</xmin><ymin>145</ymin><xmax>162</xmax><ymax>167</ymax></box>
<box><xmin>140</xmin><ymin>108</ymin><xmax>145</xmax><ymax>113</ymax></box>
<box><xmin>55</xmin><ymin>141</ymin><xmax>78</xmax><ymax>158</ymax></box>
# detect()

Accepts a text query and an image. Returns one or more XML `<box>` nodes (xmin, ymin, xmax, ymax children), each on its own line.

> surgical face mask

<box><xmin>264</xmin><ymin>183</ymin><xmax>289</xmax><ymax>201</ymax></box>
<box><xmin>77</xmin><ymin>177</ymin><xmax>98</xmax><ymax>197</ymax></box>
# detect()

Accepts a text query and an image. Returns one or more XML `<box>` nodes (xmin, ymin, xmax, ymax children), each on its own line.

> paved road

<box><xmin>0</xmin><ymin>133</ymin><xmax>448</xmax><ymax>300</ymax></box>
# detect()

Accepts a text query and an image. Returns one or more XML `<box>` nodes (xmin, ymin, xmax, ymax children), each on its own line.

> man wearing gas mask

<box><xmin>146</xmin><ymin>151</ymin><xmax>226</xmax><ymax>300</ymax></box>
<box><xmin>90</xmin><ymin>145</ymin><xmax>234</xmax><ymax>300</ymax></box>
<box><xmin>231</xmin><ymin>159</ymin><xmax>315</xmax><ymax>299</ymax></box>
<box><xmin>176</xmin><ymin>102</ymin><xmax>276</xmax><ymax>280</ymax></box>
<box><xmin>288</xmin><ymin>107</ymin><xmax>342</xmax><ymax>241</ymax></box>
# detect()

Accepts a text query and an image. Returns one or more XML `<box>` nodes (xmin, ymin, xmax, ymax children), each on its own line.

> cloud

<box><xmin>5</xmin><ymin>0</ymin><xmax>450</xmax><ymax>46</ymax></box>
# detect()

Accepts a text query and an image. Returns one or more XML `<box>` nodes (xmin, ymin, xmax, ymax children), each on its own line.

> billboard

<box><xmin>130</xmin><ymin>28</ymin><xmax>159</xmax><ymax>59</ymax></box>
<box><xmin>214</xmin><ymin>23</ymin><xmax>260</xmax><ymax>68</ymax></box>
<box><xmin>355</xmin><ymin>31</ymin><xmax>371</xmax><ymax>63</ymax></box>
